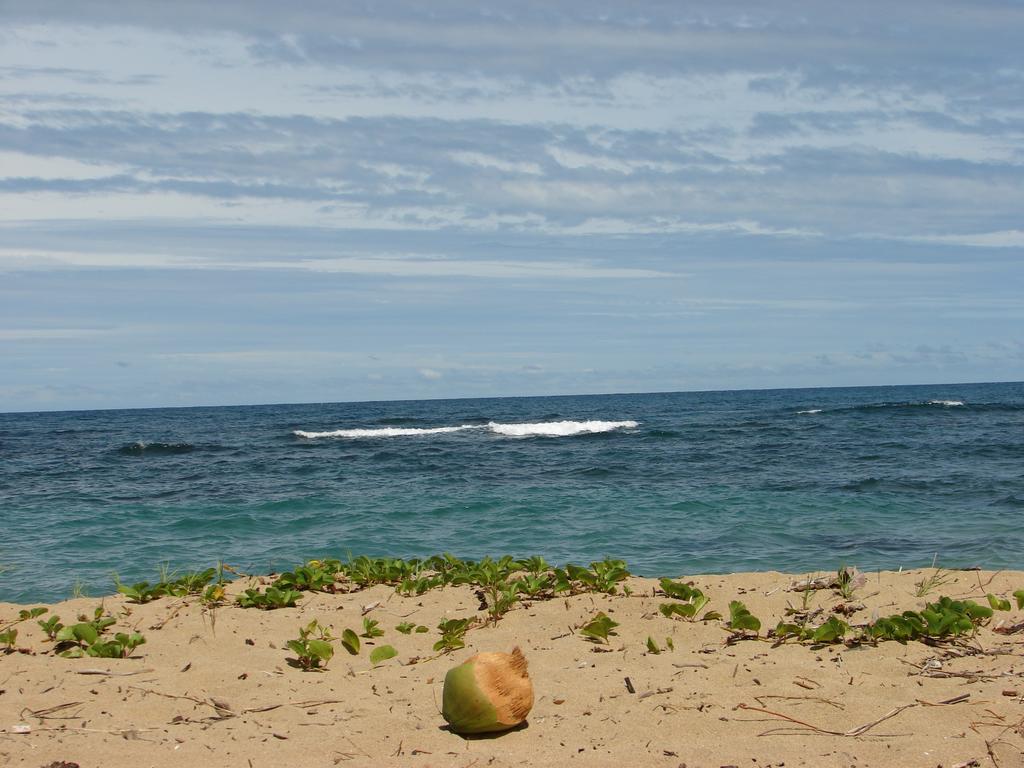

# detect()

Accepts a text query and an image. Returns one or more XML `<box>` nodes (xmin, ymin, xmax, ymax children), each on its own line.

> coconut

<box><xmin>441</xmin><ymin>646</ymin><xmax>534</xmax><ymax>734</ymax></box>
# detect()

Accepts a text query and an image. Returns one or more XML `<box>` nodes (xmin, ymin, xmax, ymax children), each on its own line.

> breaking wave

<box><xmin>293</xmin><ymin>425</ymin><xmax>477</xmax><ymax>439</ymax></box>
<box><xmin>294</xmin><ymin>419</ymin><xmax>638</xmax><ymax>440</ymax></box>
<box><xmin>487</xmin><ymin>420</ymin><xmax>638</xmax><ymax>437</ymax></box>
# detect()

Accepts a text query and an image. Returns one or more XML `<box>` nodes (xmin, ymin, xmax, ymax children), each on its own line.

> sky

<box><xmin>1</xmin><ymin>1</ymin><xmax>1022</xmax><ymax>412</ymax></box>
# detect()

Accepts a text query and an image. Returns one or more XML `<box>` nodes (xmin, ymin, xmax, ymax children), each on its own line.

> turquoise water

<box><xmin>1</xmin><ymin>382</ymin><xmax>1022</xmax><ymax>603</ymax></box>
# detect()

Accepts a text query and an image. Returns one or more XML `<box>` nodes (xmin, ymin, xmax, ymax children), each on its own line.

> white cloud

<box><xmin>150</xmin><ymin>350</ymin><xmax>358</xmax><ymax>365</ymax></box>
<box><xmin>0</xmin><ymin>151</ymin><xmax>129</xmax><ymax>179</ymax></box>
<box><xmin>0</xmin><ymin>327</ymin><xmax>113</xmax><ymax>340</ymax></box>
<box><xmin>0</xmin><ymin>246</ymin><xmax>672</xmax><ymax>279</ymax></box>
<box><xmin>448</xmin><ymin>151</ymin><xmax>542</xmax><ymax>175</ymax></box>
<box><xmin>418</xmin><ymin>367</ymin><xmax>442</xmax><ymax>380</ymax></box>
<box><xmin>903</xmin><ymin>230</ymin><xmax>1024</xmax><ymax>248</ymax></box>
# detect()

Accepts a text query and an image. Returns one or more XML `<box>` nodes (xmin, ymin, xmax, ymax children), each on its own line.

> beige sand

<box><xmin>2</xmin><ymin>568</ymin><xmax>1023</xmax><ymax>767</ymax></box>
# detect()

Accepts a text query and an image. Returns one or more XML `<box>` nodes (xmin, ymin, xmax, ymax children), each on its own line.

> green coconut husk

<box><xmin>442</xmin><ymin>646</ymin><xmax>534</xmax><ymax>734</ymax></box>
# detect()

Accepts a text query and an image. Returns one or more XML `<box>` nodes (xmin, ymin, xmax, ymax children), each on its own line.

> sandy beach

<box><xmin>2</xmin><ymin>567</ymin><xmax>1023</xmax><ymax>768</ymax></box>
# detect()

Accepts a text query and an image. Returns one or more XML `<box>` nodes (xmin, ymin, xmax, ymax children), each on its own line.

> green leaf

<box><xmin>987</xmin><ymin>594</ymin><xmax>1011</xmax><ymax>612</ymax></box>
<box><xmin>579</xmin><ymin>612</ymin><xmax>619</xmax><ymax>643</ymax></box>
<box><xmin>727</xmin><ymin>601</ymin><xmax>761</xmax><ymax>634</ymax></box>
<box><xmin>341</xmin><ymin>628</ymin><xmax>360</xmax><ymax>655</ymax></box>
<box><xmin>660</xmin><ymin>602</ymin><xmax>696</xmax><ymax>619</ymax></box>
<box><xmin>72</xmin><ymin>622</ymin><xmax>100</xmax><ymax>645</ymax></box>
<box><xmin>659</xmin><ymin>578</ymin><xmax>700</xmax><ymax>601</ymax></box>
<box><xmin>961</xmin><ymin>601</ymin><xmax>993</xmax><ymax>621</ymax></box>
<box><xmin>810</xmin><ymin>616</ymin><xmax>849</xmax><ymax>644</ymax></box>
<box><xmin>361</xmin><ymin>618</ymin><xmax>384</xmax><ymax>638</ymax></box>
<box><xmin>433</xmin><ymin>636</ymin><xmax>465</xmax><ymax>652</ymax></box>
<box><xmin>370</xmin><ymin>645</ymin><xmax>398</xmax><ymax>665</ymax></box>
<box><xmin>773</xmin><ymin>621</ymin><xmax>805</xmax><ymax>640</ymax></box>
<box><xmin>646</xmin><ymin>636</ymin><xmax>661</xmax><ymax>654</ymax></box>
<box><xmin>307</xmin><ymin>639</ymin><xmax>334</xmax><ymax>664</ymax></box>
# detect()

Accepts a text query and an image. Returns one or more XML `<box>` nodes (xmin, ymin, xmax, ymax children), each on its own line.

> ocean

<box><xmin>1</xmin><ymin>381</ymin><xmax>1022</xmax><ymax>604</ymax></box>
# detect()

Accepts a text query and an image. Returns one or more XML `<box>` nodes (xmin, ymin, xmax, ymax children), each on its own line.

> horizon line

<box><xmin>2</xmin><ymin>377</ymin><xmax>1020</xmax><ymax>417</ymax></box>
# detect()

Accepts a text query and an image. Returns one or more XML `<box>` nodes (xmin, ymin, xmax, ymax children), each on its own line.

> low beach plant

<box><xmin>236</xmin><ymin>585</ymin><xmax>302</xmax><ymax>610</ymax></box>
<box><xmin>286</xmin><ymin>619</ymin><xmax>335</xmax><ymax>670</ymax></box>
<box><xmin>658</xmin><ymin>578</ymin><xmax>720</xmax><ymax>621</ymax></box>
<box><xmin>0</xmin><ymin>627</ymin><xmax>17</xmax><ymax>651</ymax></box>
<box><xmin>346</xmin><ymin>555</ymin><xmax>424</xmax><ymax>588</ymax></box>
<box><xmin>772</xmin><ymin>595</ymin><xmax>993</xmax><ymax>647</ymax></box>
<box><xmin>1016</xmin><ymin>590</ymin><xmax>1024</xmax><ymax>609</ymax></box>
<box><xmin>579</xmin><ymin>611</ymin><xmax>619</xmax><ymax>644</ymax></box>
<box><xmin>1</xmin><ymin>607</ymin><xmax>48</xmax><ymax>650</ymax></box>
<box><xmin>70</xmin><ymin>579</ymin><xmax>88</xmax><ymax>599</ymax></box>
<box><xmin>590</xmin><ymin>558</ymin><xmax>630</xmax><ymax>593</ymax></box>
<box><xmin>275</xmin><ymin>560</ymin><xmax>341</xmax><ymax>593</ymax></box>
<box><xmin>551</xmin><ymin>560</ymin><xmax>630</xmax><ymax>595</ymax></box>
<box><xmin>424</xmin><ymin>553</ymin><xmax>469</xmax><ymax>584</ymax></box>
<box><xmin>83</xmin><ymin>632</ymin><xmax>146</xmax><ymax>658</ymax></box>
<box><xmin>0</xmin><ymin>606</ymin><xmax>48</xmax><ymax>629</ymax></box>
<box><xmin>866</xmin><ymin>596</ymin><xmax>992</xmax><ymax>644</ymax></box>
<box><xmin>434</xmin><ymin>618</ymin><xmax>472</xmax><ymax>653</ymax></box>
<box><xmin>914</xmin><ymin>556</ymin><xmax>952</xmax><ymax>597</ymax></box>
<box><xmin>161</xmin><ymin>567</ymin><xmax>219</xmax><ymax>596</ymax></box>
<box><xmin>38</xmin><ymin>614</ymin><xmax>64</xmax><ymax>640</ymax></box>
<box><xmin>521</xmin><ymin>555</ymin><xmax>550</xmax><ymax>575</ymax></box>
<box><xmin>726</xmin><ymin>601</ymin><xmax>761</xmax><ymax>637</ymax></box>
<box><xmin>798</xmin><ymin>578</ymin><xmax>817</xmax><ymax>612</ymax></box>
<box><xmin>117</xmin><ymin>580</ymin><xmax>165</xmax><ymax>604</ymax></box>
<box><xmin>513</xmin><ymin>573</ymin><xmax>552</xmax><ymax>598</ymax></box>
<box><xmin>773</xmin><ymin>615</ymin><xmax>850</xmax><ymax>645</ymax></box>
<box><xmin>987</xmin><ymin>593</ymin><xmax>1012</xmax><ymax>612</ymax></box>
<box><xmin>202</xmin><ymin>583</ymin><xmax>227</xmax><ymax>606</ymax></box>
<box><xmin>361</xmin><ymin>617</ymin><xmax>384</xmax><ymax>638</ymax></box>
<box><xmin>834</xmin><ymin>566</ymin><xmax>865</xmax><ymax>600</ymax></box>
<box><xmin>452</xmin><ymin>556</ymin><xmax>525</xmax><ymax>621</ymax></box>
<box><xmin>396</xmin><ymin>621</ymin><xmax>416</xmax><ymax>634</ymax></box>
<box><xmin>487</xmin><ymin>582</ymin><xmax>522</xmax><ymax>622</ymax></box>
<box><xmin>397</xmin><ymin>575</ymin><xmax>442</xmax><ymax>596</ymax></box>
<box><xmin>54</xmin><ymin>606</ymin><xmax>140</xmax><ymax>658</ymax></box>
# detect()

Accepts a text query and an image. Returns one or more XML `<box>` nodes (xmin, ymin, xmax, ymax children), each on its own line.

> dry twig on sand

<box><xmin>736</xmin><ymin>694</ymin><xmax>970</xmax><ymax>738</ymax></box>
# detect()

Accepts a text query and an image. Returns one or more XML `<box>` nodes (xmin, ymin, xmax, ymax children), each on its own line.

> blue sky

<box><xmin>1</xmin><ymin>1</ymin><xmax>1022</xmax><ymax>411</ymax></box>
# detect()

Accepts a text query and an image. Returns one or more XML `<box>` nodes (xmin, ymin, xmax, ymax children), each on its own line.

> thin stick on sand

<box><xmin>736</xmin><ymin>694</ymin><xmax>971</xmax><ymax>738</ymax></box>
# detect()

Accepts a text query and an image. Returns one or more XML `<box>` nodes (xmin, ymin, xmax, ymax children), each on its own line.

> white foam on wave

<box><xmin>928</xmin><ymin>399</ymin><xmax>964</xmax><ymax>407</ymax></box>
<box><xmin>294</xmin><ymin>419</ymin><xmax>640</xmax><ymax>439</ymax></box>
<box><xmin>487</xmin><ymin>419</ymin><xmax>639</xmax><ymax>437</ymax></box>
<box><xmin>796</xmin><ymin>409</ymin><xmax>823</xmax><ymax>415</ymax></box>
<box><xmin>294</xmin><ymin>425</ymin><xmax>479</xmax><ymax>439</ymax></box>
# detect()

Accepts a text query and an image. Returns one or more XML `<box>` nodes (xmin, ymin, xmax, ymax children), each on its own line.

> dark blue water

<box><xmin>2</xmin><ymin>382</ymin><xmax>1022</xmax><ymax>603</ymax></box>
